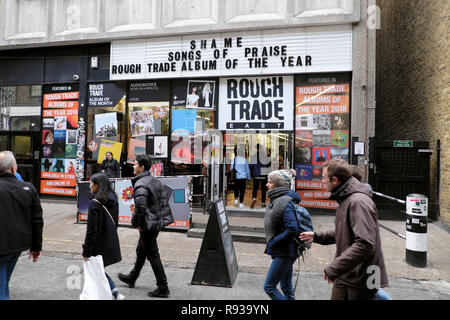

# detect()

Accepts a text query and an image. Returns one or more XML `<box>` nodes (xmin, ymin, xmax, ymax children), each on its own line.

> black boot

<box><xmin>147</xmin><ymin>286</ymin><xmax>170</xmax><ymax>298</ymax></box>
<box><xmin>118</xmin><ymin>271</ymin><xmax>138</xmax><ymax>288</ymax></box>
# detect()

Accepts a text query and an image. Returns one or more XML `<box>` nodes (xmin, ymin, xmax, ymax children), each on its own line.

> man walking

<box><xmin>300</xmin><ymin>159</ymin><xmax>388</xmax><ymax>300</ymax></box>
<box><xmin>0</xmin><ymin>151</ymin><xmax>43</xmax><ymax>300</ymax></box>
<box><xmin>118</xmin><ymin>155</ymin><xmax>174</xmax><ymax>298</ymax></box>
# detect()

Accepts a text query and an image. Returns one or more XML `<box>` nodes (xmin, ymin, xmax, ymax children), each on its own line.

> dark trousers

<box><xmin>234</xmin><ymin>179</ymin><xmax>247</xmax><ymax>203</ymax></box>
<box><xmin>132</xmin><ymin>230</ymin><xmax>168</xmax><ymax>288</ymax></box>
<box><xmin>331</xmin><ymin>284</ymin><xmax>376</xmax><ymax>300</ymax></box>
<box><xmin>252</xmin><ymin>177</ymin><xmax>267</xmax><ymax>203</ymax></box>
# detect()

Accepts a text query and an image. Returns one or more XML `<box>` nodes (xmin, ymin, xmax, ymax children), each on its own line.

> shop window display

<box><xmin>294</xmin><ymin>73</ymin><xmax>351</xmax><ymax>210</ymax></box>
<box><xmin>86</xmin><ymin>82</ymin><xmax>127</xmax><ymax>179</ymax></box>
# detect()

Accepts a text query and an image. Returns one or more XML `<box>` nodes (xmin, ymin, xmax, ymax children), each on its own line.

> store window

<box><xmin>86</xmin><ymin>82</ymin><xmax>127</xmax><ymax>179</ymax></box>
<box><xmin>294</xmin><ymin>73</ymin><xmax>351</xmax><ymax>210</ymax></box>
<box><xmin>124</xmin><ymin>80</ymin><xmax>171</xmax><ymax>177</ymax></box>
<box><xmin>0</xmin><ymin>85</ymin><xmax>41</xmax><ymax>131</ymax></box>
<box><xmin>169</xmin><ymin>79</ymin><xmax>216</xmax><ymax>175</ymax></box>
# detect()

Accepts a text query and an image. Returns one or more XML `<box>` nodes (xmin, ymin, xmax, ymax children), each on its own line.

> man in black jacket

<box><xmin>0</xmin><ymin>151</ymin><xmax>43</xmax><ymax>300</ymax></box>
<box><xmin>118</xmin><ymin>155</ymin><xmax>174</xmax><ymax>298</ymax></box>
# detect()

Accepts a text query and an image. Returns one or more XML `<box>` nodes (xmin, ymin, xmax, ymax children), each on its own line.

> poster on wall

<box><xmin>146</xmin><ymin>135</ymin><xmax>168</xmax><ymax>158</ymax></box>
<box><xmin>218</xmin><ymin>76</ymin><xmax>294</xmax><ymax>130</ymax></box>
<box><xmin>41</xmin><ymin>84</ymin><xmax>79</xmax><ymax>197</ymax></box>
<box><xmin>97</xmin><ymin>140</ymin><xmax>123</xmax><ymax>164</ymax></box>
<box><xmin>294</xmin><ymin>74</ymin><xmax>350</xmax><ymax>210</ymax></box>
<box><xmin>129</xmin><ymin>109</ymin><xmax>154</xmax><ymax>136</ymax></box>
<box><xmin>186</xmin><ymin>80</ymin><xmax>215</xmax><ymax>109</ymax></box>
<box><xmin>115</xmin><ymin>179</ymin><xmax>135</xmax><ymax>225</ymax></box>
<box><xmin>95</xmin><ymin>112</ymin><xmax>118</xmax><ymax>140</ymax></box>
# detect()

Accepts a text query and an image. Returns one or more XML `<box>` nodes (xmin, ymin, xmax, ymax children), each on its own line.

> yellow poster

<box><xmin>97</xmin><ymin>139</ymin><xmax>123</xmax><ymax>164</ymax></box>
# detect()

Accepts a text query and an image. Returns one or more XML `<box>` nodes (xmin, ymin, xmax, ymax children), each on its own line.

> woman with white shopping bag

<box><xmin>81</xmin><ymin>172</ymin><xmax>124</xmax><ymax>300</ymax></box>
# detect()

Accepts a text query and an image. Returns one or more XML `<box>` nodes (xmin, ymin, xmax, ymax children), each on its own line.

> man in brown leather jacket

<box><xmin>300</xmin><ymin>159</ymin><xmax>388</xmax><ymax>300</ymax></box>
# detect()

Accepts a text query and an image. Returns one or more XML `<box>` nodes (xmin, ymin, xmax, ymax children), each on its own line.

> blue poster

<box><xmin>172</xmin><ymin>109</ymin><xmax>197</xmax><ymax>134</ymax></box>
<box><xmin>295</xmin><ymin>164</ymin><xmax>313</xmax><ymax>181</ymax></box>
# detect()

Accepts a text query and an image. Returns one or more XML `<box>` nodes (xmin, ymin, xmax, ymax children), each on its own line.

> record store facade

<box><xmin>0</xmin><ymin>0</ymin><xmax>376</xmax><ymax>213</ymax></box>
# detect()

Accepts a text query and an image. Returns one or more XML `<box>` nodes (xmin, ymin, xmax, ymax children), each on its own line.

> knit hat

<box><xmin>268</xmin><ymin>169</ymin><xmax>295</xmax><ymax>187</ymax></box>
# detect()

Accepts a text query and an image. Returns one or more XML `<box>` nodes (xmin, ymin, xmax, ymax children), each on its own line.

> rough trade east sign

<box><xmin>218</xmin><ymin>76</ymin><xmax>294</xmax><ymax>130</ymax></box>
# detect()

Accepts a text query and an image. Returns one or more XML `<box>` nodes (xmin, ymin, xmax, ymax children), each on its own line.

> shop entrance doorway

<box><xmin>223</xmin><ymin>132</ymin><xmax>294</xmax><ymax>211</ymax></box>
<box><xmin>0</xmin><ymin>132</ymin><xmax>40</xmax><ymax>188</ymax></box>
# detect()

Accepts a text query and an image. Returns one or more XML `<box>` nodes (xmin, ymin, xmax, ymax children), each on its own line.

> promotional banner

<box><xmin>294</xmin><ymin>74</ymin><xmax>350</xmax><ymax>209</ymax></box>
<box><xmin>115</xmin><ymin>179</ymin><xmax>135</xmax><ymax>225</ymax></box>
<box><xmin>41</xmin><ymin>85</ymin><xmax>79</xmax><ymax>197</ymax></box>
<box><xmin>218</xmin><ymin>75</ymin><xmax>294</xmax><ymax>130</ymax></box>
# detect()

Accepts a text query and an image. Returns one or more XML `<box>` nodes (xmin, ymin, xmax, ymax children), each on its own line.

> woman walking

<box><xmin>82</xmin><ymin>172</ymin><xmax>124</xmax><ymax>300</ymax></box>
<box><xmin>263</xmin><ymin>169</ymin><xmax>300</xmax><ymax>300</ymax></box>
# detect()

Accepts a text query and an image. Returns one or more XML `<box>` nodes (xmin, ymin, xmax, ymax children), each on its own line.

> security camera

<box><xmin>73</xmin><ymin>74</ymin><xmax>80</xmax><ymax>81</ymax></box>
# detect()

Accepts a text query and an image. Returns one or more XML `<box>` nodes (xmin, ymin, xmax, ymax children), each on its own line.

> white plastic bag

<box><xmin>79</xmin><ymin>255</ymin><xmax>113</xmax><ymax>300</ymax></box>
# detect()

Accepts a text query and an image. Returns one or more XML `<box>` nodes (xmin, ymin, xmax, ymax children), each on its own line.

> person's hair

<box><xmin>0</xmin><ymin>151</ymin><xmax>16</xmax><ymax>174</ymax></box>
<box><xmin>136</xmin><ymin>154</ymin><xmax>151</xmax><ymax>171</ymax></box>
<box><xmin>323</xmin><ymin>159</ymin><xmax>352</xmax><ymax>183</ymax></box>
<box><xmin>90</xmin><ymin>172</ymin><xmax>115</xmax><ymax>204</ymax></box>
<box><xmin>106</xmin><ymin>151</ymin><xmax>113</xmax><ymax>157</ymax></box>
<box><xmin>350</xmin><ymin>165</ymin><xmax>364</xmax><ymax>182</ymax></box>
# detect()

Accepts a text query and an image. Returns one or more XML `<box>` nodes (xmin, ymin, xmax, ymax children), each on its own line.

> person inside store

<box><xmin>249</xmin><ymin>143</ymin><xmax>271</xmax><ymax>208</ymax></box>
<box><xmin>230</xmin><ymin>145</ymin><xmax>251</xmax><ymax>209</ymax></box>
<box><xmin>100</xmin><ymin>151</ymin><xmax>121</xmax><ymax>178</ymax></box>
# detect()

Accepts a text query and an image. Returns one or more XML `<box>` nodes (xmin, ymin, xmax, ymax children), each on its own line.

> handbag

<box><xmin>79</xmin><ymin>255</ymin><xmax>113</xmax><ymax>300</ymax></box>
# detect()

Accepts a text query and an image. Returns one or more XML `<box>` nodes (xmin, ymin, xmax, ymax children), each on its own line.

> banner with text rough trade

<box><xmin>294</xmin><ymin>74</ymin><xmax>351</xmax><ymax>210</ymax></box>
<box><xmin>40</xmin><ymin>84</ymin><xmax>79</xmax><ymax>197</ymax></box>
<box><xmin>218</xmin><ymin>75</ymin><xmax>293</xmax><ymax>130</ymax></box>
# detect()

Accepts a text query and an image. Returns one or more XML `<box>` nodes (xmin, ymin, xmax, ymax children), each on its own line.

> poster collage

<box><xmin>171</xmin><ymin>79</ymin><xmax>216</xmax><ymax>165</ymax></box>
<box><xmin>40</xmin><ymin>85</ymin><xmax>80</xmax><ymax>196</ymax></box>
<box><xmin>295</xmin><ymin>77</ymin><xmax>350</xmax><ymax>209</ymax></box>
<box><xmin>126</xmin><ymin>81</ymin><xmax>171</xmax><ymax>172</ymax></box>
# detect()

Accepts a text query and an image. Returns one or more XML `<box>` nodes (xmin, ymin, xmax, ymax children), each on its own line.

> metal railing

<box><xmin>373</xmin><ymin>190</ymin><xmax>406</xmax><ymax>240</ymax></box>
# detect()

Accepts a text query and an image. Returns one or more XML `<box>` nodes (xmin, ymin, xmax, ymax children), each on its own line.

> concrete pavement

<box><xmin>8</xmin><ymin>198</ymin><xmax>450</xmax><ymax>300</ymax></box>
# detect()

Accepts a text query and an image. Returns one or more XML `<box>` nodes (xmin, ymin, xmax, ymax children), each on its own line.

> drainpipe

<box><xmin>437</xmin><ymin>139</ymin><xmax>441</xmax><ymax>218</ymax></box>
<box><xmin>364</xmin><ymin>0</ymin><xmax>370</xmax><ymax>180</ymax></box>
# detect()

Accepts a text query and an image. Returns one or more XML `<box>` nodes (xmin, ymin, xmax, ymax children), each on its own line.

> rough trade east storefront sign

<box><xmin>218</xmin><ymin>76</ymin><xmax>293</xmax><ymax>130</ymax></box>
<box><xmin>110</xmin><ymin>25</ymin><xmax>352</xmax><ymax>80</ymax></box>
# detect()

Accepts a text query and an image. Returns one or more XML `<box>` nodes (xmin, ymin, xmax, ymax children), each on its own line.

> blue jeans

<box><xmin>0</xmin><ymin>252</ymin><xmax>21</xmax><ymax>300</ymax></box>
<box><xmin>105</xmin><ymin>273</ymin><xmax>116</xmax><ymax>291</ymax></box>
<box><xmin>264</xmin><ymin>257</ymin><xmax>296</xmax><ymax>300</ymax></box>
<box><xmin>376</xmin><ymin>288</ymin><xmax>392</xmax><ymax>300</ymax></box>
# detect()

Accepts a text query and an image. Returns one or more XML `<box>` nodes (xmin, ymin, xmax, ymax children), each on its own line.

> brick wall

<box><xmin>376</xmin><ymin>0</ymin><xmax>449</xmax><ymax>224</ymax></box>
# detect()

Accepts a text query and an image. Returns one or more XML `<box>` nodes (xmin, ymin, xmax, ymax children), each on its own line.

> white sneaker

<box><xmin>239</xmin><ymin>203</ymin><xmax>246</xmax><ymax>209</ymax></box>
<box><xmin>115</xmin><ymin>293</ymin><xmax>125</xmax><ymax>300</ymax></box>
<box><xmin>234</xmin><ymin>199</ymin><xmax>238</xmax><ymax>206</ymax></box>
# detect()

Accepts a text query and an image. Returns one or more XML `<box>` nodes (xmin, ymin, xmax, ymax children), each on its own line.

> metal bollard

<box><xmin>405</xmin><ymin>194</ymin><xmax>428</xmax><ymax>267</ymax></box>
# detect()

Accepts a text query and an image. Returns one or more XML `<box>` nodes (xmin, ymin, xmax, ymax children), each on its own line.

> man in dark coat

<box><xmin>118</xmin><ymin>155</ymin><xmax>174</xmax><ymax>298</ymax></box>
<box><xmin>0</xmin><ymin>151</ymin><xmax>43</xmax><ymax>300</ymax></box>
<box><xmin>300</xmin><ymin>159</ymin><xmax>388</xmax><ymax>300</ymax></box>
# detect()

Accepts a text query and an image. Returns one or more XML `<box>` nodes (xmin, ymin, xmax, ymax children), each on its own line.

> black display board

<box><xmin>191</xmin><ymin>198</ymin><xmax>238</xmax><ymax>287</ymax></box>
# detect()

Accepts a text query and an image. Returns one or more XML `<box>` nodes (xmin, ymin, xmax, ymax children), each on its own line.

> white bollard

<box><xmin>405</xmin><ymin>194</ymin><xmax>428</xmax><ymax>267</ymax></box>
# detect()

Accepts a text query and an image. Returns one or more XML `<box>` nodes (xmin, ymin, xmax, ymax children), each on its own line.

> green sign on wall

<box><xmin>394</xmin><ymin>140</ymin><xmax>413</xmax><ymax>148</ymax></box>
